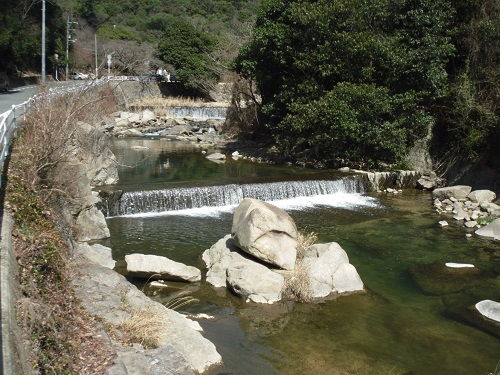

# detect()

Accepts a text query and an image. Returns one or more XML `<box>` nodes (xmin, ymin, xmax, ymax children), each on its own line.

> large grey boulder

<box><xmin>75</xmin><ymin>205</ymin><xmax>110</xmax><ymax>241</ymax></box>
<box><xmin>76</xmin><ymin>242</ymin><xmax>115</xmax><ymax>269</ymax></box>
<box><xmin>226</xmin><ymin>261</ymin><xmax>285</xmax><ymax>304</ymax></box>
<box><xmin>76</xmin><ymin>122</ymin><xmax>119</xmax><ymax>186</ymax></box>
<box><xmin>202</xmin><ymin>235</ymin><xmax>284</xmax><ymax>303</ymax></box>
<box><xmin>73</xmin><ymin>263</ymin><xmax>221</xmax><ymax>374</ymax></box>
<box><xmin>110</xmin><ymin>345</ymin><xmax>195</xmax><ymax>375</ymax></box>
<box><xmin>202</xmin><ymin>235</ymin><xmax>243</xmax><ymax>288</ymax></box>
<box><xmin>301</xmin><ymin>243</ymin><xmax>363</xmax><ymax>298</ymax></box>
<box><xmin>475</xmin><ymin>218</ymin><xmax>500</xmax><ymax>239</ymax></box>
<box><xmin>140</xmin><ymin>109</ymin><xmax>156</xmax><ymax>123</ymax></box>
<box><xmin>125</xmin><ymin>253</ymin><xmax>201</xmax><ymax>282</ymax></box>
<box><xmin>468</xmin><ymin>190</ymin><xmax>496</xmax><ymax>204</ymax></box>
<box><xmin>432</xmin><ymin>185</ymin><xmax>472</xmax><ymax>200</ymax></box>
<box><xmin>475</xmin><ymin>300</ymin><xmax>500</xmax><ymax>323</ymax></box>
<box><xmin>231</xmin><ymin>198</ymin><xmax>298</xmax><ymax>270</ymax></box>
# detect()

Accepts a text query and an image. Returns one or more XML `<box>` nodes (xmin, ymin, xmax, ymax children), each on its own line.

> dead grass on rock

<box><xmin>282</xmin><ymin>231</ymin><xmax>317</xmax><ymax>302</ymax></box>
<box><xmin>116</xmin><ymin>304</ymin><xmax>169</xmax><ymax>349</ymax></box>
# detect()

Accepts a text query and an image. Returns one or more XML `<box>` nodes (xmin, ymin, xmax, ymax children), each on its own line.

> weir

<box><xmin>108</xmin><ymin>177</ymin><xmax>365</xmax><ymax>217</ymax></box>
<box><xmin>166</xmin><ymin>106</ymin><xmax>227</xmax><ymax>119</ymax></box>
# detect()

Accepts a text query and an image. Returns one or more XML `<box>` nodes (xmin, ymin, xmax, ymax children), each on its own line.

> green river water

<box><xmin>98</xmin><ymin>138</ymin><xmax>499</xmax><ymax>375</ymax></box>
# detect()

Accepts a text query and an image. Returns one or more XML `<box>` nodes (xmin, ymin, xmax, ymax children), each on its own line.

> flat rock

<box><xmin>445</xmin><ymin>263</ymin><xmax>474</xmax><ymax>268</ymax></box>
<box><xmin>468</xmin><ymin>190</ymin><xmax>496</xmax><ymax>204</ymax></box>
<box><xmin>76</xmin><ymin>242</ymin><xmax>115</xmax><ymax>269</ymax></box>
<box><xmin>475</xmin><ymin>300</ymin><xmax>500</xmax><ymax>323</ymax></box>
<box><xmin>432</xmin><ymin>185</ymin><xmax>472</xmax><ymax>200</ymax></box>
<box><xmin>475</xmin><ymin>218</ymin><xmax>500</xmax><ymax>239</ymax></box>
<box><xmin>125</xmin><ymin>253</ymin><xmax>201</xmax><ymax>282</ymax></box>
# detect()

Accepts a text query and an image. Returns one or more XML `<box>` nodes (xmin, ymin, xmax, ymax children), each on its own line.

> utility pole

<box><xmin>41</xmin><ymin>0</ymin><xmax>46</xmax><ymax>88</ymax></box>
<box><xmin>66</xmin><ymin>16</ymin><xmax>78</xmax><ymax>80</ymax></box>
<box><xmin>95</xmin><ymin>33</ymin><xmax>98</xmax><ymax>79</ymax></box>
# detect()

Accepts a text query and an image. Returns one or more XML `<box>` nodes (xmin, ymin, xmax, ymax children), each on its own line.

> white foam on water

<box><xmin>114</xmin><ymin>192</ymin><xmax>380</xmax><ymax>218</ymax></box>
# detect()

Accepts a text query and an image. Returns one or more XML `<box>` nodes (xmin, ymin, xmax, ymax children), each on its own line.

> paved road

<box><xmin>0</xmin><ymin>80</ymin><xmax>83</xmax><ymax>114</ymax></box>
<box><xmin>0</xmin><ymin>85</ymin><xmax>39</xmax><ymax>114</ymax></box>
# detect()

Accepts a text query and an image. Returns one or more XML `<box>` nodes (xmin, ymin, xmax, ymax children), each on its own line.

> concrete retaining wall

<box><xmin>1</xmin><ymin>211</ymin><xmax>30</xmax><ymax>375</ymax></box>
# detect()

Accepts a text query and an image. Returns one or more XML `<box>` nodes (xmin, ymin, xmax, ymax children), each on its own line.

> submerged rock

<box><xmin>408</xmin><ymin>263</ymin><xmax>487</xmax><ymax>295</ymax></box>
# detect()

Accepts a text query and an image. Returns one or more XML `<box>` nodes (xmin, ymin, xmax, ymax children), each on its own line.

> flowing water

<box><xmin>98</xmin><ymin>138</ymin><xmax>500</xmax><ymax>375</ymax></box>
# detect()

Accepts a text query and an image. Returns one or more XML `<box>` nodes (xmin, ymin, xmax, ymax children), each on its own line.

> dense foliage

<box><xmin>0</xmin><ymin>0</ymin><xmax>65</xmax><ymax>73</ymax></box>
<box><xmin>156</xmin><ymin>16</ymin><xmax>219</xmax><ymax>96</ymax></box>
<box><xmin>234</xmin><ymin>0</ymin><xmax>499</xmax><ymax>169</ymax></box>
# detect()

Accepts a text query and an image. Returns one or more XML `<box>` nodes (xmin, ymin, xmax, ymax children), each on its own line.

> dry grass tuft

<box><xmin>296</xmin><ymin>231</ymin><xmax>317</xmax><ymax>260</ymax></box>
<box><xmin>282</xmin><ymin>230</ymin><xmax>317</xmax><ymax>302</ymax></box>
<box><xmin>117</xmin><ymin>304</ymin><xmax>169</xmax><ymax>349</ymax></box>
<box><xmin>282</xmin><ymin>263</ymin><xmax>312</xmax><ymax>303</ymax></box>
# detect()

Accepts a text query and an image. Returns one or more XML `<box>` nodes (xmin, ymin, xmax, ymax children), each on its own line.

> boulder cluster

<box><xmin>102</xmin><ymin>109</ymin><xmax>225</xmax><ymax>141</ymax></box>
<box><xmin>124</xmin><ymin>198</ymin><xmax>365</xmax><ymax>304</ymax></box>
<box><xmin>202</xmin><ymin>198</ymin><xmax>364</xmax><ymax>303</ymax></box>
<box><xmin>432</xmin><ymin>185</ymin><xmax>500</xmax><ymax>232</ymax></box>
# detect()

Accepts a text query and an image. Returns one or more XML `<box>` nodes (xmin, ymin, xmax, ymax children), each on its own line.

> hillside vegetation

<box><xmin>1</xmin><ymin>0</ymin><xmax>498</xmax><ymax>170</ymax></box>
<box><xmin>233</xmin><ymin>0</ymin><xmax>500</xmax><ymax>171</ymax></box>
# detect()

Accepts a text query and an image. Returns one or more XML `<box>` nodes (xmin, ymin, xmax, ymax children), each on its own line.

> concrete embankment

<box><xmin>1</xmin><ymin>211</ymin><xmax>31</xmax><ymax>375</ymax></box>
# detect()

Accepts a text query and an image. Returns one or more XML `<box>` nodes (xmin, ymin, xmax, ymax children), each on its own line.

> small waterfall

<box><xmin>166</xmin><ymin>106</ymin><xmax>227</xmax><ymax>119</ymax></box>
<box><xmin>108</xmin><ymin>178</ymin><xmax>366</xmax><ymax>217</ymax></box>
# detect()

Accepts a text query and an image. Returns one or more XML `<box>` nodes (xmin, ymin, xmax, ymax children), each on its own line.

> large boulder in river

<box><xmin>226</xmin><ymin>260</ymin><xmax>285</xmax><ymax>304</ymax></box>
<box><xmin>468</xmin><ymin>190</ymin><xmax>496</xmax><ymax>204</ymax></box>
<box><xmin>432</xmin><ymin>185</ymin><xmax>472</xmax><ymax>200</ymax></box>
<box><xmin>202</xmin><ymin>235</ymin><xmax>285</xmax><ymax>303</ymax></box>
<box><xmin>125</xmin><ymin>253</ymin><xmax>201</xmax><ymax>282</ymax></box>
<box><xmin>301</xmin><ymin>242</ymin><xmax>363</xmax><ymax>298</ymax></box>
<box><xmin>475</xmin><ymin>218</ymin><xmax>500</xmax><ymax>239</ymax></box>
<box><xmin>231</xmin><ymin>198</ymin><xmax>298</xmax><ymax>270</ymax></box>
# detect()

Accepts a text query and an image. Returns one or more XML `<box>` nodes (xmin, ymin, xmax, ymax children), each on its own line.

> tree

<box><xmin>233</xmin><ymin>0</ymin><xmax>455</xmax><ymax>168</ymax></box>
<box><xmin>157</xmin><ymin>16</ymin><xmax>220</xmax><ymax>97</ymax></box>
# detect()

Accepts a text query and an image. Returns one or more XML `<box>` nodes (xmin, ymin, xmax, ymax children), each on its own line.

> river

<box><xmin>97</xmin><ymin>137</ymin><xmax>500</xmax><ymax>375</ymax></box>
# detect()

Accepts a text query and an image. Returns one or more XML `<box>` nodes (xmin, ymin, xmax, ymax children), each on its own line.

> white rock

<box><xmin>438</xmin><ymin>220</ymin><xmax>449</xmax><ymax>227</ymax></box>
<box><xmin>125</xmin><ymin>253</ymin><xmax>201</xmax><ymax>282</ymax></box>
<box><xmin>232</xmin><ymin>198</ymin><xmax>298</xmax><ymax>270</ymax></box>
<box><xmin>475</xmin><ymin>218</ymin><xmax>500</xmax><ymax>239</ymax></box>
<box><xmin>475</xmin><ymin>300</ymin><xmax>500</xmax><ymax>323</ymax></box>
<box><xmin>464</xmin><ymin>220</ymin><xmax>478</xmax><ymax>228</ymax></box>
<box><xmin>445</xmin><ymin>263</ymin><xmax>475</xmax><ymax>268</ymax></box>
<box><xmin>468</xmin><ymin>190</ymin><xmax>496</xmax><ymax>204</ymax></box>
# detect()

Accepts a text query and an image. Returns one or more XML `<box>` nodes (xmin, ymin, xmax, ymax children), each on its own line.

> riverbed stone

<box><xmin>206</xmin><ymin>152</ymin><xmax>226</xmax><ymax>161</ymax></box>
<box><xmin>75</xmin><ymin>205</ymin><xmax>110</xmax><ymax>241</ymax></box>
<box><xmin>408</xmin><ymin>263</ymin><xmax>486</xmax><ymax>295</ymax></box>
<box><xmin>125</xmin><ymin>253</ymin><xmax>201</xmax><ymax>282</ymax></box>
<box><xmin>73</xmin><ymin>261</ymin><xmax>221</xmax><ymax>373</ymax></box>
<box><xmin>475</xmin><ymin>218</ymin><xmax>500</xmax><ymax>239</ymax></box>
<box><xmin>231</xmin><ymin>198</ymin><xmax>298</xmax><ymax>270</ymax></box>
<box><xmin>76</xmin><ymin>242</ymin><xmax>115</xmax><ymax>269</ymax></box>
<box><xmin>468</xmin><ymin>190</ymin><xmax>496</xmax><ymax>204</ymax></box>
<box><xmin>226</xmin><ymin>261</ymin><xmax>284</xmax><ymax>304</ymax></box>
<box><xmin>432</xmin><ymin>185</ymin><xmax>472</xmax><ymax>200</ymax></box>
<box><xmin>110</xmin><ymin>345</ymin><xmax>195</xmax><ymax>375</ymax></box>
<box><xmin>475</xmin><ymin>300</ymin><xmax>500</xmax><ymax>323</ymax></box>
<box><xmin>202</xmin><ymin>235</ymin><xmax>251</xmax><ymax>288</ymax></box>
<box><xmin>300</xmin><ymin>242</ymin><xmax>362</xmax><ymax>298</ymax></box>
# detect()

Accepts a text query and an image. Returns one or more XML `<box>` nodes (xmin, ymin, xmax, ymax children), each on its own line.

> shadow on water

<box><xmin>100</xmin><ymin>138</ymin><xmax>500</xmax><ymax>375</ymax></box>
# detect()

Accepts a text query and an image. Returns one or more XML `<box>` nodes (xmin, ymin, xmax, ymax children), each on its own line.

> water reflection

<box><xmin>102</xmin><ymin>138</ymin><xmax>500</xmax><ymax>375</ymax></box>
